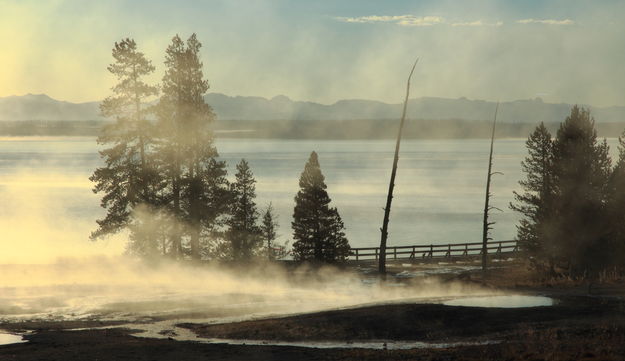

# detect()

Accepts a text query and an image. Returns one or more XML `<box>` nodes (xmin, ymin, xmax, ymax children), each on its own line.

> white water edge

<box><xmin>0</xmin><ymin>331</ymin><xmax>26</xmax><ymax>345</ymax></box>
<box><xmin>185</xmin><ymin>338</ymin><xmax>499</xmax><ymax>350</ymax></box>
<box><xmin>443</xmin><ymin>295</ymin><xmax>554</xmax><ymax>308</ymax></box>
<box><xmin>127</xmin><ymin>320</ymin><xmax>498</xmax><ymax>350</ymax></box>
<box><xmin>62</xmin><ymin>317</ymin><xmax>498</xmax><ymax>350</ymax></box>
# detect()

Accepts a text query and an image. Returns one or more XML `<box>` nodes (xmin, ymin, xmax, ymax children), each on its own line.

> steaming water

<box><xmin>0</xmin><ymin>332</ymin><xmax>25</xmax><ymax>345</ymax></box>
<box><xmin>0</xmin><ymin>136</ymin><xmax>607</xmax><ymax>326</ymax></box>
<box><xmin>4</xmin><ymin>136</ymin><xmax>620</xmax><ymax>253</ymax></box>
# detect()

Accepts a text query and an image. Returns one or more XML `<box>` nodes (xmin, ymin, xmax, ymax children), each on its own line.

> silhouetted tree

<box><xmin>481</xmin><ymin>103</ymin><xmax>500</xmax><ymax>272</ymax></box>
<box><xmin>606</xmin><ymin>132</ymin><xmax>625</xmax><ymax>267</ymax></box>
<box><xmin>379</xmin><ymin>58</ymin><xmax>418</xmax><ymax>276</ymax></box>
<box><xmin>513</xmin><ymin>107</ymin><xmax>619</xmax><ymax>277</ymax></box>
<box><xmin>157</xmin><ymin>34</ymin><xmax>228</xmax><ymax>259</ymax></box>
<box><xmin>510</xmin><ymin>122</ymin><xmax>555</xmax><ymax>266</ymax></box>
<box><xmin>549</xmin><ymin>106</ymin><xmax>611</xmax><ymax>275</ymax></box>
<box><xmin>261</xmin><ymin>203</ymin><xmax>279</xmax><ymax>260</ymax></box>
<box><xmin>90</xmin><ymin>38</ymin><xmax>161</xmax><ymax>256</ymax></box>
<box><xmin>292</xmin><ymin>151</ymin><xmax>350</xmax><ymax>262</ymax></box>
<box><xmin>226</xmin><ymin>159</ymin><xmax>262</xmax><ymax>260</ymax></box>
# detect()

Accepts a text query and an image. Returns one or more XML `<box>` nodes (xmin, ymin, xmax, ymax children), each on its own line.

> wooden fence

<box><xmin>348</xmin><ymin>240</ymin><xmax>519</xmax><ymax>263</ymax></box>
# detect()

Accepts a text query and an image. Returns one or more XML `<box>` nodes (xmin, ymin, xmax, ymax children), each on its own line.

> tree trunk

<box><xmin>482</xmin><ymin>103</ymin><xmax>499</xmax><ymax>272</ymax></box>
<box><xmin>379</xmin><ymin>58</ymin><xmax>418</xmax><ymax>277</ymax></box>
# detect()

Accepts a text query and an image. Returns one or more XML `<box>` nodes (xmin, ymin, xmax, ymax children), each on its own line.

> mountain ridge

<box><xmin>1</xmin><ymin>93</ymin><xmax>624</xmax><ymax>123</ymax></box>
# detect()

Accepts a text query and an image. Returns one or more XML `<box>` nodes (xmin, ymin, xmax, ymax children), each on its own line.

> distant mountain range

<box><xmin>1</xmin><ymin>93</ymin><xmax>624</xmax><ymax>123</ymax></box>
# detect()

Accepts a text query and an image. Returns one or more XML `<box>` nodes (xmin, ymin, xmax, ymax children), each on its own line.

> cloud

<box><xmin>335</xmin><ymin>15</ymin><xmax>444</xmax><ymax>27</ymax></box>
<box><xmin>451</xmin><ymin>20</ymin><xmax>503</xmax><ymax>27</ymax></box>
<box><xmin>517</xmin><ymin>18</ymin><xmax>574</xmax><ymax>25</ymax></box>
<box><xmin>396</xmin><ymin>16</ymin><xmax>445</xmax><ymax>27</ymax></box>
<box><xmin>336</xmin><ymin>15</ymin><xmax>504</xmax><ymax>28</ymax></box>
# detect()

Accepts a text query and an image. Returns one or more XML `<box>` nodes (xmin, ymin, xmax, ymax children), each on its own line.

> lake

<box><xmin>0</xmin><ymin>136</ymin><xmax>620</xmax><ymax>262</ymax></box>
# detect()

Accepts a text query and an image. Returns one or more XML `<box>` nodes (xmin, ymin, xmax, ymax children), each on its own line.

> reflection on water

<box><xmin>443</xmin><ymin>295</ymin><xmax>554</xmax><ymax>308</ymax></box>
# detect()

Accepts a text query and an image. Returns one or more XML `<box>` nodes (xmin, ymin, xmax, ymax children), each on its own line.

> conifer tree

<box><xmin>513</xmin><ymin>108</ymin><xmax>617</xmax><ymax>276</ymax></box>
<box><xmin>510</xmin><ymin>122</ymin><xmax>554</xmax><ymax>264</ymax></box>
<box><xmin>292</xmin><ymin>151</ymin><xmax>350</xmax><ymax>262</ymax></box>
<box><xmin>90</xmin><ymin>38</ymin><xmax>160</xmax><ymax>255</ymax></box>
<box><xmin>261</xmin><ymin>203</ymin><xmax>279</xmax><ymax>260</ymax></box>
<box><xmin>550</xmin><ymin>106</ymin><xmax>611</xmax><ymax>275</ymax></box>
<box><xmin>226</xmin><ymin>159</ymin><xmax>261</xmax><ymax>260</ymax></box>
<box><xmin>605</xmin><ymin>132</ymin><xmax>625</xmax><ymax>267</ymax></box>
<box><xmin>157</xmin><ymin>34</ymin><xmax>228</xmax><ymax>259</ymax></box>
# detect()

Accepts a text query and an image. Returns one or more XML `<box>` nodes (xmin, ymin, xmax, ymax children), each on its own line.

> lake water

<box><xmin>0</xmin><ymin>136</ymin><xmax>620</xmax><ymax>260</ymax></box>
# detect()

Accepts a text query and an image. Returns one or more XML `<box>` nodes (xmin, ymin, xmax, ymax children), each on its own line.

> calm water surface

<box><xmin>0</xmin><ymin>136</ymin><xmax>619</xmax><ymax>250</ymax></box>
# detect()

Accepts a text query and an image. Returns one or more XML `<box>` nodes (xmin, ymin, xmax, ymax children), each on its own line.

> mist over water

<box><xmin>1</xmin><ymin>136</ymin><xmax>621</xmax><ymax>262</ymax></box>
<box><xmin>0</xmin><ymin>136</ymin><xmax>618</xmax><ymax>323</ymax></box>
<box><xmin>0</xmin><ymin>257</ymin><xmax>489</xmax><ymax>324</ymax></box>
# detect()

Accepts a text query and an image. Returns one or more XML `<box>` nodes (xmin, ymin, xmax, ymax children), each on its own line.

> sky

<box><xmin>0</xmin><ymin>0</ymin><xmax>624</xmax><ymax>106</ymax></box>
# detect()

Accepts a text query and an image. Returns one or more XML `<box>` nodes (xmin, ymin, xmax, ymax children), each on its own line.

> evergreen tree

<box><xmin>90</xmin><ymin>38</ymin><xmax>161</xmax><ymax>255</ymax></box>
<box><xmin>510</xmin><ymin>122</ymin><xmax>554</xmax><ymax>264</ymax></box>
<box><xmin>157</xmin><ymin>34</ymin><xmax>228</xmax><ymax>259</ymax></box>
<box><xmin>550</xmin><ymin>106</ymin><xmax>611</xmax><ymax>275</ymax></box>
<box><xmin>606</xmin><ymin>132</ymin><xmax>625</xmax><ymax>267</ymax></box>
<box><xmin>261</xmin><ymin>203</ymin><xmax>279</xmax><ymax>260</ymax></box>
<box><xmin>292</xmin><ymin>151</ymin><xmax>350</xmax><ymax>262</ymax></box>
<box><xmin>155</xmin><ymin>34</ymin><xmax>185</xmax><ymax>257</ymax></box>
<box><xmin>226</xmin><ymin>159</ymin><xmax>262</xmax><ymax>260</ymax></box>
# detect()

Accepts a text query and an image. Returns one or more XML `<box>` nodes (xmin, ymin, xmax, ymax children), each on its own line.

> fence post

<box><xmin>394</xmin><ymin>247</ymin><xmax>397</xmax><ymax>260</ymax></box>
<box><xmin>355</xmin><ymin>249</ymin><xmax>359</xmax><ymax>261</ymax></box>
<box><xmin>375</xmin><ymin>248</ymin><xmax>378</xmax><ymax>261</ymax></box>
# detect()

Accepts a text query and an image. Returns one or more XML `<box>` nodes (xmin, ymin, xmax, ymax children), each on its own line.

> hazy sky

<box><xmin>1</xmin><ymin>0</ymin><xmax>624</xmax><ymax>106</ymax></box>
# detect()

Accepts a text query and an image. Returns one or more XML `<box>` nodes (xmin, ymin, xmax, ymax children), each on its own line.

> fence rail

<box><xmin>348</xmin><ymin>240</ymin><xmax>519</xmax><ymax>262</ymax></box>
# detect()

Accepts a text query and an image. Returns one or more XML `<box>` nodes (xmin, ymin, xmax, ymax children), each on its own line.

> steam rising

<box><xmin>0</xmin><ymin>170</ymin><xmax>493</xmax><ymax>324</ymax></box>
<box><xmin>0</xmin><ymin>256</ymin><xmax>493</xmax><ymax>323</ymax></box>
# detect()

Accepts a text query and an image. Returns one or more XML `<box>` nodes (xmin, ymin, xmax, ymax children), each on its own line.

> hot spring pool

<box><xmin>0</xmin><ymin>332</ymin><xmax>25</xmax><ymax>345</ymax></box>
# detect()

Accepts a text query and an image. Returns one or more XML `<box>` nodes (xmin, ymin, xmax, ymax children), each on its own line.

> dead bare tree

<box><xmin>379</xmin><ymin>58</ymin><xmax>419</xmax><ymax>276</ymax></box>
<box><xmin>482</xmin><ymin>102</ymin><xmax>502</xmax><ymax>272</ymax></box>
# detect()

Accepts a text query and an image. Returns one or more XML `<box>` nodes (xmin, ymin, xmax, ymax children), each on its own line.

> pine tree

<box><xmin>156</xmin><ymin>34</ymin><xmax>185</xmax><ymax>257</ymax></box>
<box><xmin>510</xmin><ymin>122</ymin><xmax>554</xmax><ymax>265</ymax></box>
<box><xmin>550</xmin><ymin>106</ymin><xmax>612</xmax><ymax>275</ymax></box>
<box><xmin>605</xmin><ymin>132</ymin><xmax>625</xmax><ymax>267</ymax></box>
<box><xmin>261</xmin><ymin>203</ymin><xmax>279</xmax><ymax>260</ymax></box>
<box><xmin>226</xmin><ymin>159</ymin><xmax>262</xmax><ymax>260</ymax></box>
<box><xmin>292</xmin><ymin>151</ymin><xmax>350</xmax><ymax>262</ymax></box>
<box><xmin>90</xmin><ymin>38</ymin><xmax>160</xmax><ymax>256</ymax></box>
<box><xmin>157</xmin><ymin>34</ymin><xmax>228</xmax><ymax>259</ymax></box>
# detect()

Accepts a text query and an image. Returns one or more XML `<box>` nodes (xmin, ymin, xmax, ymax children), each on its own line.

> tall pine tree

<box><xmin>90</xmin><ymin>38</ymin><xmax>161</xmax><ymax>257</ymax></box>
<box><xmin>550</xmin><ymin>106</ymin><xmax>611</xmax><ymax>275</ymax></box>
<box><xmin>292</xmin><ymin>151</ymin><xmax>350</xmax><ymax>262</ymax></box>
<box><xmin>261</xmin><ymin>203</ymin><xmax>279</xmax><ymax>260</ymax></box>
<box><xmin>605</xmin><ymin>131</ymin><xmax>625</xmax><ymax>268</ymax></box>
<box><xmin>510</xmin><ymin>122</ymin><xmax>554</xmax><ymax>265</ymax></box>
<box><xmin>226</xmin><ymin>159</ymin><xmax>262</xmax><ymax>260</ymax></box>
<box><xmin>157</xmin><ymin>34</ymin><xmax>228</xmax><ymax>259</ymax></box>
